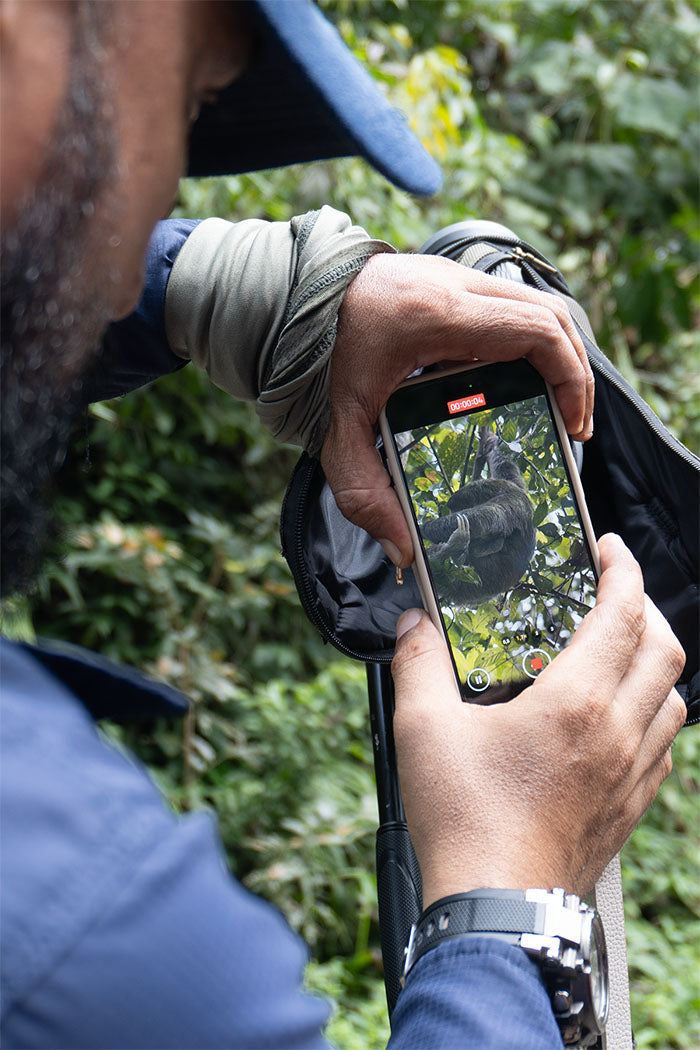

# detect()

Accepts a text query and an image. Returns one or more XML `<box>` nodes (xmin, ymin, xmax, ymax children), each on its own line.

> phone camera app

<box><xmin>522</xmin><ymin>649</ymin><xmax>551</xmax><ymax>679</ymax></box>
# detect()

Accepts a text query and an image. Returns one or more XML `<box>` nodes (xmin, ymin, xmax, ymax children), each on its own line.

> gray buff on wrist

<box><xmin>165</xmin><ymin>207</ymin><xmax>395</xmax><ymax>455</ymax></box>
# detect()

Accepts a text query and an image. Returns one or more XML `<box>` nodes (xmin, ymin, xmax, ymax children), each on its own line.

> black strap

<box><xmin>409</xmin><ymin>890</ymin><xmax>542</xmax><ymax>971</ymax></box>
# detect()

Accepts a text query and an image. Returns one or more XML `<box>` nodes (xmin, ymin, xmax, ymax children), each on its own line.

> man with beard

<box><xmin>0</xmin><ymin>2</ymin><xmax>686</xmax><ymax>1048</ymax></box>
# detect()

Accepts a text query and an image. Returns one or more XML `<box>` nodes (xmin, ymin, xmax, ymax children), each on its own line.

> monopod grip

<box><xmin>376</xmin><ymin>820</ymin><xmax>423</xmax><ymax>1016</ymax></box>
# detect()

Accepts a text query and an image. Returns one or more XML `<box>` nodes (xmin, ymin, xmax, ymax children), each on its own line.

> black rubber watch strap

<box><xmin>407</xmin><ymin>890</ymin><xmax>543</xmax><ymax>974</ymax></box>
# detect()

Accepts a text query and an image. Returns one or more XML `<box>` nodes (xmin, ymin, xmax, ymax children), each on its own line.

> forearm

<box><xmin>164</xmin><ymin>206</ymin><xmax>394</xmax><ymax>453</ymax></box>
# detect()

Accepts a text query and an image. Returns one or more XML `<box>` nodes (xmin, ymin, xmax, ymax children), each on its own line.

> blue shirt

<box><xmin>0</xmin><ymin>220</ymin><xmax>564</xmax><ymax>1049</ymax></box>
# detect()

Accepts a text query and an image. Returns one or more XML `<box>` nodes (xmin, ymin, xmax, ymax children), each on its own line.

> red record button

<box><xmin>522</xmin><ymin>649</ymin><xmax>551</xmax><ymax>679</ymax></box>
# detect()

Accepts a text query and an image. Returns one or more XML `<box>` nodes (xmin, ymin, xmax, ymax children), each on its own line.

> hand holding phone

<box><xmin>390</xmin><ymin>534</ymin><xmax>686</xmax><ymax>905</ymax></box>
<box><xmin>320</xmin><ymin>252</ymin><xmax>594</xmax><ymax>566</ymax></box>
<box><xmin>380</xmin><ymin>360</ymin><xmax>600</xmax><ymax>701</ymax></box>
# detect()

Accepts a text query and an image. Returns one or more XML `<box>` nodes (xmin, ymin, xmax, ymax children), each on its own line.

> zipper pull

<box><xmin>510</xmin><ymin>245</ymin><xmax>559</xmax><ymax>274</ymax></box>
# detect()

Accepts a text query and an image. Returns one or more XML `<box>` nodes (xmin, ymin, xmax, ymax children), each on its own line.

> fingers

<box><xmin>576</xmin><ymin>741</ymin><xmax>674</xmax><ymax>894</ymax></box>
<box><xmin>633</xmin><ymin>687</ymin><xmax>687</xmax><ymax>772</ymax></box>
<box><xmin>598</xmin><ymin>732</ymin><xmax>679</xmax><ymax>871</ymax></box>
<box><xmin>320</xmin><ymin>418</ymin><xmax>414</xmax><ymax>565</ymax></box>
<box><xmin>563</xmin><ymin>535</ymin><xmax>685</xmax><ymax>727</ymax></box>
<box><xmin>614</xmin><ymin>596</ymin><xmax>687</xmax><ymax>728</ymax></box>
<box><xmin>533</xmin><ymin>533</ymin><xmax>686</xmax><ymax>792</ymax></box>
<box><xmin>447</xmin><ymin>270</ymin><xmax>596</xmax><ymax>438</ymax></box>
<box><xmin>391</xmin><ymin>610</ymin><xmax>461</xmax><ymax>726</ymax></box>
<box><xmin>323</xmin><ymin>253</ymin><xmax>595</xmax><ymax>555</ymax></box>
<box><xmin>448</xmin><ymin>269</ymin><xmax>594</xmax><ymax>439</ymax></box>
<box><xmin>635</xmin><ymin>742</ymin><xmax>676</xmax><ymax>805</ymax></box>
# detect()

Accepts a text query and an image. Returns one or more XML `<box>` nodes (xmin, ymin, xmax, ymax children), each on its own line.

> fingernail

<box><xmin>379</xmin><ymin>538</ymin><xmax>402</xmax><ymax>566</ymax></box>
<box><xmin>396</xmin><ymin>608</ymin><xmax>422</xmax><ymax>639</ymax></box>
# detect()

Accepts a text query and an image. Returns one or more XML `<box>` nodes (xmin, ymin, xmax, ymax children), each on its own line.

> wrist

<box><xmin>403</xmin><ymin>888</ymin><xmax>609</xmax><ymax>1048</ymax></box>
<box><xmin>418</xmin><ymin>851</ymin><xmax>565</xmax><ymax>909</ymax></box>
<box><xmin>421</xmin><ymin>871</ymin><xmax>543</xmax><ymax>911</ymax></box>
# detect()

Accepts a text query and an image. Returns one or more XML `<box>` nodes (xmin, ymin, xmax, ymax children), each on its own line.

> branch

<box><xmin>517</xmin><ymin>579</ymin><xmax>592</xmax><ymax>614</ymax></box>
<box><xmin>427</xmin><ymin>433</ymin><xmax>454</xmax><ymax>494</ymax></box>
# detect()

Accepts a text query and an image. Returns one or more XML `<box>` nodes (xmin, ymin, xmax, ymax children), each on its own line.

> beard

<box><xmin>1</xmin><ymin>4</ymin><xmax>117</xmax><ymax>598</ymax></box>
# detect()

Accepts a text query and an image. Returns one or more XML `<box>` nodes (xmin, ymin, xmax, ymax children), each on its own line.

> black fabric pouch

<box><xmin>280</xmin><ymin>221</ymin><xmax>699</xmax><ymax>725</ymax></box>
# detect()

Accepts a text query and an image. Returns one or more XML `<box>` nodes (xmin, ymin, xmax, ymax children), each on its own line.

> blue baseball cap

<box><xmin>187</xmin><ymin>0</ymin><xmax>443</xmax><ymax>196</ymax></box>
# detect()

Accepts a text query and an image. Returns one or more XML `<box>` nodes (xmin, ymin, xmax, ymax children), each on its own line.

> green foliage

<box><xmin>306</xmin><ymin>958</ymin><xmax>390</xmax><ymax>1050</ymax></box>
<box><xmin>33</xmin><ymin>370</ymin><xmax>380</xmax><ymax>964</ymax></box>
<box><xmin>13</xmin><ymin>1</ymin><xmax>699</xmax><ymax>1047</ymax></box>
<box><xmin>177</xmin><ymin>0</ymin><xmax>699</xmax><ymax>453</ymax></box>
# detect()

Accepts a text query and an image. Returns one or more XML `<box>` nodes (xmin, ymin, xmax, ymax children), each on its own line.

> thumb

<box><xmin>391</xmin><ymin>610</ymin><xmax>461</xmax><ymax>727</ymax></box>
<box><xmin>540</xmin><ymin>532</ymin><xmax>644</xmax><ymax>695</ymax></box>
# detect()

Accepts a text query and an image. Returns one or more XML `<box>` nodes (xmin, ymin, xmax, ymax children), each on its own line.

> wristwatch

<box><xmin>402</xmin><ymin>887</ymin><xmax>609</xmax><ymax>1048</ymax></box>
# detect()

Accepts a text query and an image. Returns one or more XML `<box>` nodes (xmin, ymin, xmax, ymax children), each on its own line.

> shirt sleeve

<box><xmin>389</xmin><ymin>936</ymin><xmax>565</xmax><ymax>1049</ymax></box>
<box><xmin>85</xmin><ymin>218</ymin><xmax>200</xmax><ymax>404</ymax></box>
<box><xmin>0</xmin><ymin>642</ymin><xmax>330</xmax><ymax>1050</ymax></box>
<box><xmin>88</xmin><ymin>211</ymin><xmax>393</xmax><ymax>456</ymax></box>
<box><xmin>5</xmin><ymin>812</ymin><xmax>331</xmax><ymax>1050</ymax></box>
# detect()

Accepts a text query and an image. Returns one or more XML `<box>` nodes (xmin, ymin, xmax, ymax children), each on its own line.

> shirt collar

<box><xmin>15</xmin><ymin>637</ymin><xmax>189</xmax><ymax>723</ymax></box>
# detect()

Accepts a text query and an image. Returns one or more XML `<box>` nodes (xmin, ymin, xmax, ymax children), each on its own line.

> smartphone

<box><xmin>379</xmin><ymin>360</ymin><xmax>600</xmax><ymax>703</ymax></box>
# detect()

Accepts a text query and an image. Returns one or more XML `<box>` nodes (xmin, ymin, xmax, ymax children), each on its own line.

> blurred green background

<box><xmin>10</xmin><ymin>1</ymin><xmax>700</xmax><ymax>1046</ymax></box>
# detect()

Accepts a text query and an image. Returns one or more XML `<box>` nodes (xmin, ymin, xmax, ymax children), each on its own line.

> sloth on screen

<box><xmin>421</xmin><ymin>428</ymin><xmax>536</xmax><ymax>606</ymax></box>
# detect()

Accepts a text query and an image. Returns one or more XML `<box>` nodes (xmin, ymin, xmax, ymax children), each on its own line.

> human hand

<box><xmin>320</xmin><ymin>252</ymin><xmax>594</xmax><ymax>566</ymax></box>
<box><xmin>390</xmin><ymin>534</ymin><xmax>686</xmax><ymax>907</ymax></box>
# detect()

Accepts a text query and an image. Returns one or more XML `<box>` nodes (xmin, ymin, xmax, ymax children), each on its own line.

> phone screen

<box><xmin>384</xmin><ymin>361</ymin><xmax>598</xmax><ymax>702</ymax></box>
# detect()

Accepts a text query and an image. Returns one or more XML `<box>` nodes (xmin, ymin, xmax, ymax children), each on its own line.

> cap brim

<box><xmin>187</xmin><ymin>0</ymin><xmax>442</xmax><ymax>196</ymax></box>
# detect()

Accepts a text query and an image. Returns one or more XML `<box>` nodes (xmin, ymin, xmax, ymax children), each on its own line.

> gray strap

<box><xmin>457</xmin><ymin>242</ymin><xmax>501</xmax><ymax>269</ymax></box>
<box><xmin>560</xmin><ymin>267</ymin><xmax>630</xmax><ymax>1048</ymax></box>
<box><xmin>594</xmin><ymin>855</ymin><xmax>633</xmax><ymax>1050</ymax></box>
